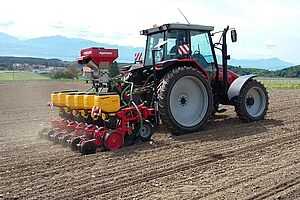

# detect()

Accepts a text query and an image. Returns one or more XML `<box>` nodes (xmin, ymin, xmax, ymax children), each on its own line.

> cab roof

<box><xmin>140</xmin><ymin>23</ymin><xmax>214</xmax><ymax>35</ymax></box>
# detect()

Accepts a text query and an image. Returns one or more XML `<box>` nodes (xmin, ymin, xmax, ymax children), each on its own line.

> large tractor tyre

<box><xmin>158</xmin><ymin>66</ymin><xmax>213</xmax><ymax>135</ymax></box>
<box><xmin>235</xmin><ymin>79</ymin><xmax>269</xmax><ymax>122</ymax></box>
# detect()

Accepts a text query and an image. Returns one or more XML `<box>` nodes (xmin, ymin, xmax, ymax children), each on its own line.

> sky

<box><xmin>0</xmin><ymin>0</ymin><xmax>300</xmax><ymax>64</ymax></box>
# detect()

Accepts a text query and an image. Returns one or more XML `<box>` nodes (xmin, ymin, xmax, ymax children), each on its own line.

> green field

<box><xmin>257</xmin><ymin>77</ymin><xmax>300</xmax><ymax>89</ymax></box>
<box><xmin>0</xmin><ymin>71</ymin><xmax>50</xmax><ymax>81</ymax></box>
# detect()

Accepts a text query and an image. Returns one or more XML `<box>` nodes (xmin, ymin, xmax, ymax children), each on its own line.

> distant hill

<box><xmin>0</xmin><ymin>32</ymin><xmax>22</xmax><ymax>44</ymax></box>
<box><xmin>217</xmin><ymin>56</ymin><xmax>293</xmax><ymax>70</ymax></box>
<box><xmin>0</xmin><ymin>32</ymin><xmax>295</xmax><ymax>70</ymax></box>
<box><xmin>229</xmin><ymin>57</ymin><xmax>292</xmax><ymax>70</ymax></box>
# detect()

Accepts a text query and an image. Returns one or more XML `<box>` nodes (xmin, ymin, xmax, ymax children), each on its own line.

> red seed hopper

<box><xmin>77</xmin><ymin>47</ymin><xmax>118</xmax><ymax>69</ymax></box>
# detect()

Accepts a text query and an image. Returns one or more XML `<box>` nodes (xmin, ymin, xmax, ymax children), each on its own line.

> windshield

<box><xmin>144</xmin><ymin>32</ymin><xmax>164</xmax><ymax>66</ymax></box>
<box><xmin>144</xmin><ymin>30</ymin><xmax>189</xmax><ymax>66</ymax></box>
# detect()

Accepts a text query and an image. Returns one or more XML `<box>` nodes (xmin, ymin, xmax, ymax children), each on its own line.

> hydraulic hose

<box><xmin>121</xmin><ymin>80</ymin><xmax>143</xmax><ymax>134</ymax></box>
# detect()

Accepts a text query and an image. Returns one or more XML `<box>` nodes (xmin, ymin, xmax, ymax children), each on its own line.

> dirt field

<box><xmin>0</xmin><ymin>82</ymin><xmax>299</xmax><ymax>200</ymax></box>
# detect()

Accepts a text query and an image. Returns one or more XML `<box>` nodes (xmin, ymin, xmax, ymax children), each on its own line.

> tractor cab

<box><xmin>143</xmin><ymin>24</ymin><xmax>214</xmax><ymax>67</ymax></box>
<box><xmin>140</xmin><ymin>23</ymin><xmax>238</xmax><ymax>98</ymax></box>
<box><xmin>142</xmin><ymin>24</ymin><xmax>216</xmax><ymax>78</ymax></box>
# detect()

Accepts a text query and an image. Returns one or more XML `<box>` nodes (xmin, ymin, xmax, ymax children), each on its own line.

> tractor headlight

<box><xmin>140</xmin><ymin>30</ymin><xmax>148</xmax><ymax>35</ymax></box>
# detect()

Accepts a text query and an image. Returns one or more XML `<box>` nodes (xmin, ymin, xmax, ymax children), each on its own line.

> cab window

<box><xmin>190</xmin><ymin>31</ymin><xmax>214</xmax><ymax>64</ymax></box>
<box><xmin>190</xmin><ymin>31</ymin><xmax>216</xmax><ymax>79</ymax></box>
<box><xmin>165</xmin><ymin>30</ymin><xmax>188</xmax><ymax>59</ymax></box>
<box><xmin>144</xmin><ymin>32</ymin><xmax>164</xmax><ymax>66</ymax></box>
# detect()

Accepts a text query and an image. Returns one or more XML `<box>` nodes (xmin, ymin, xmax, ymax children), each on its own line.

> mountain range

<box><xmin>0</xmin><ymin>32</ymin><xmax>143</xmax><ymax>63</ymax></box>
<box><xmin>0</xmin><ymin>32</ymin><xmax>294</xmax><ymax>70</ymax></box>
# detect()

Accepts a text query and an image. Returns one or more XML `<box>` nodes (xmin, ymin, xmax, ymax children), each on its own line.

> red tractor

<box><xmin>121</xmin><ymin>23</ymin><xmax>269</xmax><ymax>135</ymax></box>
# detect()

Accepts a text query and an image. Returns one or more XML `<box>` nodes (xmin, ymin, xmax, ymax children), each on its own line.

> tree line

<box><xmin>49</xmin><ymin>61</ymin><xmax>120</xmax><ymax>79</ymax></box>
<box><xmin>0</xmin><ymin>56</ymin><xmax>299</xmax><ymax>78</ymax></box>
<box><xmin>0</xmin><ymin>56</ymin><xmax>69</xmax><ymax>68</ymax></box>
<box><xmin>228</xmin><ymin>65</ymin><xmax>300</xmax><ymax>78</ymax></box>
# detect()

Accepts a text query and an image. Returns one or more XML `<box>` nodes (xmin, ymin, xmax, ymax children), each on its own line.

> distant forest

<box><xmin>0</xmin><ymin>56</ymin><xmax>299</xmax><ymax>78</ymax></box>
<box><xmin>228</xmin><ymin>65</ymin><xmax>300</xmax><ymax>78</ymax></box>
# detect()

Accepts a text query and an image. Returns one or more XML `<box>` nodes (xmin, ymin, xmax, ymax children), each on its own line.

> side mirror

<box><xmin>231</xmin><ymin>30</ymin><xmax>237</xmax><ymax>42</ymax></box>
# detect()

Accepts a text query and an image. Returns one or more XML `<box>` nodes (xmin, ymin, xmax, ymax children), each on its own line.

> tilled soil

<box><xmin>0</xmin><ymin>82</ymin><xmax>299</xmax><ymax>200</ymax></box>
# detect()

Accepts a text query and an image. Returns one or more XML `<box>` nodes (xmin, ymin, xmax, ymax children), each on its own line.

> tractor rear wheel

<box><xmin>158</xmin><ymin>66</ymin><xmax>213</xmax><ymax>135</ymax></box>
<box><xmin>235</xmin><ymin>79</ymin><xmax>269</xmax><ymax>122</ymax></box>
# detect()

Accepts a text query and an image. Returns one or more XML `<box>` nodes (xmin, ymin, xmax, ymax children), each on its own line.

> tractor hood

<box><xmin>218</xmin><ymin>66</ymin><xmax>239</xmax><ymax>86</ymax></box>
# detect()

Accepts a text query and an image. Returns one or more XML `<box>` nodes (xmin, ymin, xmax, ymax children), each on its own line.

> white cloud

<box><xmin>264</xmin><ymin>40</ymin><xmax>276</xmax><ymax>47</ymax></box>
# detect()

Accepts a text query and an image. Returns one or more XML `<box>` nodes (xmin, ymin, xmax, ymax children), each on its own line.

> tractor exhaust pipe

<box><xmin>222</xmin><ymin>26</ymin><xmax>229</xmax><ymax>94</ymax></box>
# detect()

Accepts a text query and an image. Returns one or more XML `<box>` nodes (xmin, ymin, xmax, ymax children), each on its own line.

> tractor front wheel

<box><xmin>235</xmin><ymin>79</ymin><xmax>269</xmax><ymax>122</ymax></box>
<box><xmin>158</xmin><ymin>66</ymin><xmax>213</xmax><ymax>135</ymax></box>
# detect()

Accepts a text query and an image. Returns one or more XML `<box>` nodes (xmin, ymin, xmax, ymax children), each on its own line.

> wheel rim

<box><xmin>245</xmin><ymin>86</ymin><xmax>266</xmax><ymax>118</ymax></box>
<box><xmin>139</xmin><ymin>124</ymin><xmax>151</xmax><ymax>138</ymax></box>
<box><xmin>169</xmin><ymin>75</ymin><xmax>208</xmax><ymax>127</ymax></box>
<box><xmin>106</xmin><ymin>132</ymin><xmax>123</xmax><ymax>150</ymax></box>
